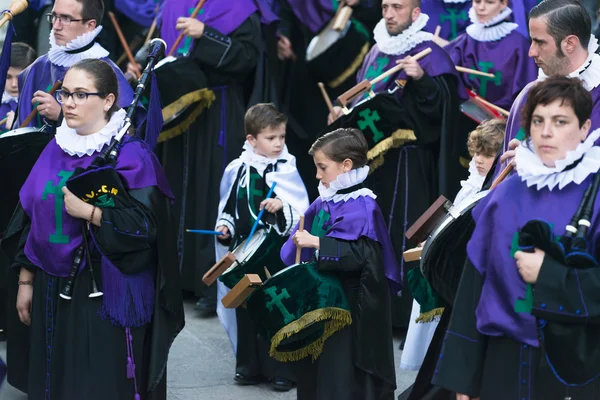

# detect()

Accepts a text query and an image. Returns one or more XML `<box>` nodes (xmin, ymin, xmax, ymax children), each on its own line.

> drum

<box><xmin>246</xmin><ymin>261</ymin><xmax>352</xmax><ymax>362</ymax></box>
<box><xmin>306</xmin><ymin>18</ymin><xmax>370</xmax><ymax>89</ymax></box>
<box><xmin>0</xmin><ymin>127</ymin><xmax>50</xmax><ymax>235</ymax></box>
<box><xmin>460</xmin><ymin>88</ymin><xmax>505</xmax><ymax>124</ymax></box>
<box><xmin>218</xmin><ymin>227</ymin><xmax>287</xmax><ymax>289</ymax></box>
<box><xmin>323</xmin><ymin>93</ymin><xmax>416</xmax><ymax>173</ymax></box>
<box><xmin>419</xmin><ymin>190</ymin><xmax>489</xmax><ymax>304</ymax></box>
<box><xmin>154</xmin><ymin>56</ymin><xmax>216</xmax><ymax>143</ymax></box>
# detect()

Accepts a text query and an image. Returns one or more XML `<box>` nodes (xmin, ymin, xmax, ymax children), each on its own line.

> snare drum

<box><xmin>306</xmin><ymin>19</ymin><xmax>370</xmax><ymax>89</ymax></box>
<box><xmin>0</xmin><ymin>127</ymin><xmax>50</xmax><ymax>235</ymax></box>
<box><xmin>246</xmin><ymin>261</ymin><xmax>352</xmax><ymax>362</ymax></box>
<box><xmin>154</xmin><ymin>56</ymin><xmax>216</xmax><ymax>143</ymax></box>
<box><xmin>419</xmin><ymin>190</ymin><xmax>489</xmax><ymax>304</ymax></box>
<box><xmin>218</xmin><ymin>227</ymin><xmax>286</xmax><ymax>289</ymax></box>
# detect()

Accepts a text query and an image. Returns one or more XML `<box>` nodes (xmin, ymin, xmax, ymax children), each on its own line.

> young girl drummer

<box><xmin>280</xmin><ymin>128</ymin><xmax>401</xmax><ymax>400</ymax></box>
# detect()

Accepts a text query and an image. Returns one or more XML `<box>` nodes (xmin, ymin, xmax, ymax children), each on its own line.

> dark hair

<box><xmin>10</xmin><ymin>42</ymin><xmax>36</xmax><ymax>70</ymax></box>
<box><xmin>529</xmin><ymin>0</ymin><xmax>591</xmax><ymax>50</ymax></box>
<box><xmin>244</xmin><ymin>103</ymin><xmax>288</xmax><ymax>137</ymax></box>
<box><xmin>309</xmin><ymin>128</ymin><xmax>368</xmax><ymax>169</ymax></box>
<box><xmin>69</xmin><ymin>59</ymin><xmax>120</xmax><ymax>120</ymax></box>
<box><xmin>467</xmin><ymin>119</ymin><xmax>505</xmax><ymax>157</ymax></box>
<box><xmin>520</xmin><ymin>75</ymin><xmax>592</xmax><ymax>139</ymax></box>
<box><xmin>76</xmin><ymin>0</ymin><xmax>104</xmax><ymax>26</ymax></box>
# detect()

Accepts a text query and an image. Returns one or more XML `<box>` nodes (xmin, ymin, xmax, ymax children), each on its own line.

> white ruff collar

<box><xmin>453</xmin><ymin>160</ymin><xmax>485</xmax><ymax>209</ymax></box>
<box><xmin>56</xmin><ymin>108</ymin><xmax>126</xmax><ymax>157</ymax></box>
<box><xmin>318</xmin><ymin>166</ymin><xmax>377</xmax><ymax>203</ymax></box>
<box><xmin>444</xmin><ymin>0</ymin><xmax>468</xmax><ymax>3</ymax></box>
<box><xmin>537</xmin><ymin>35</ymin><xmax>600</xmax><ymax>91</ymax></box>
<box><xmin>466</xmin><ymin>7</ymin><xmax>518</xmax><ymax>42</ymax></box>
<box><xmin>515</xmin><ymin>128</ymin><xmax>600</xmax><ymax>191</ymax></box>
<box><xmin>48</xmin><ymin>26</ymin><xmax>109</xmax><ymax>67</ymax></box>
<box><xmin>238</xmin><ymin>140</ymin><xmax>295</xmax><ymax>177</ymax></box>
<box><xmin>373</xmin><ymin>14</ymin><xmax>434</xmax><ymax>56</ymax></box>
<box><xmin>2</xmin><ymin>91</ymin><xmax>17</xmax><ymax>104</ymax></box>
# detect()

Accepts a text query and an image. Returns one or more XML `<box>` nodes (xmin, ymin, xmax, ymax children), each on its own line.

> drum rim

<box><xmin>420</xmin><ymin>190</ymin><xmax>489</xmax><ymax>274</ymax></box>
<box><xmin>222</xmin><ymin>228</ymin><xmax>271</xmax><ymax>275</ymax></box>
<box><xmin>0</xmin><ymin>126</ymin><xmax>45</xmax><ymax>139</ymax></box>
<box><xmin>306</xmin><ymin>19</ymin><xmax>355</xmax><ymax>62</ymax></box>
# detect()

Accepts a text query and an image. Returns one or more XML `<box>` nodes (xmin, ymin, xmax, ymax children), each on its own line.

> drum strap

<box><xmin>337</xmin><ymin>183</ymin><xmax>365</xmax><ymax>195</ymax></box>
<box><xmin>65</xmin><ymin>40</ymin><xmax>96</xmax><ymax>54</ymax></box>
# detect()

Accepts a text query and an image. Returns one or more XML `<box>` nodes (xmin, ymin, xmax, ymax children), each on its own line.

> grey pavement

<box><xmin>0</xmin><ymin>300</ymin><xmax>417</xmax><ymax>399</ymax></box>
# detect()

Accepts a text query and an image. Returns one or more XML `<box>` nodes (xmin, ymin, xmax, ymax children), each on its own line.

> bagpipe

<box><xmin>517</xmin><ymin>172</ymin><xmax>600</xmax><ymax>386</ymax></box>
<box><xmin>59</xmin><ymin>39</ymin><xmax>168</xmax><ymax>300</ymax></box>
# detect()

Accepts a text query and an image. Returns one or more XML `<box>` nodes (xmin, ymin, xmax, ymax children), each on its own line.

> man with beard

<box><xmin>328</xmin><ymin>0</ymin><xmax>463</xmax><ymax>328</ymax></box>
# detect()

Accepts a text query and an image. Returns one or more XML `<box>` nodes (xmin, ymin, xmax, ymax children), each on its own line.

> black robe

<box><xmin>432</xmin><ymin>259</ymin><xmax>600</xmax><ymax>399</ymax></box>
<box><xmin>294</xmin><ymin>236</ymin><xmax>396</xmax><ymax>400</ymax></box>
<box><xmin>159</xmin><ymin>14</ymin><xmax>262</xmax><ymax>301</ymax></box>
<box><xmin>1</xmin><ymin>187</ymin><xmax>184</xmax><ymax>398</ymax></box>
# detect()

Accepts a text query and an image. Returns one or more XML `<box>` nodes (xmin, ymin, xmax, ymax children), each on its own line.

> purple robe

<box><xmin>17</xmin><ymin>55</ymin><xmax>137</xmax><ymax>128</ymax></box>
<box><xmin>115</xmin><ymin>0</ymin><xmax>161</xmax><ymax>27</ymax></box>
<box><xmin>20</xmin><ymin>136</ymin><xmax>173</xmax><ymax>278</ymax></box>
<box><xmin>512</xmin><ymin>0</ymin><xmax>539</xmax><ymax>39</ymax></box>
<box><xmin>422</xmin><ymin>0</ymin><xmax>471</xmax><ymax>41</ymax></box>
<box><xmin>355</xmin><ymin>40</ymin><xmax>459</xmax><ymax>102</ymax></box>
<box><xmin>160</xmin><ymin>0</ymin><xmax>276</xmax><ymax>57</ymax></box>
<box><xmin>504</xmin><ymin>81</ymin><xmax>600</xmax><ymax>151</ymax></box>
<box><xmin>0</xmin><ymin>99</ymin><xmax>17</xmax><ymax>131</ymax></box>
<box><xmin>286</xmin><ymin>0</ymin><xmax>335</xmax><ymax>34</ymax></box>
<box><xmin>280</xmin><ymin>195</ymin><xmax>403</xmax><ymax>294</ymax></box>
<box><xmin>444</xmin><ymin>29</ymin><xmax>537</xmax><ymax>110</ymax></box>
<box><xmin>466</xmin><ymin>173</ymin><xmax>600</xmax><ymax>346</ymax></box>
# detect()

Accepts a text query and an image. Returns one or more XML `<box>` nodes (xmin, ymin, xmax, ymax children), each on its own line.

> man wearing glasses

<box><xmin>15</xmin><ymin>0</ymin><xmax>139</xmax><ymax>129</ymax></box>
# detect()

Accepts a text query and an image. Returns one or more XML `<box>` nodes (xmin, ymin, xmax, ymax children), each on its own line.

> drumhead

<box><xmin>0</xmin><ymin>127</ymin><xmax>44</xmax><ymax>139</ymax></box>
<box><xmin>306</xmin><ymin>24</ymin><xmax>344</xmax><ymax>61</ymax></box>
<box><xmin>225</xmin><ymin>228</ymin><xmax>270</xmax><ymax>273</ymax></box>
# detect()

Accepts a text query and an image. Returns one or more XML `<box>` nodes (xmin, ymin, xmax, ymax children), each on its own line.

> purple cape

<box><xmin>421</xmin><ymin>0</ymin><xmax>471</xmax><ymax>41</ymax></box>
<box><xmin>115</xmin><ymin>0</ymin><xmax>161</xmax><ymax>27</ymax></box>
<box><xmin>286</xmin><ymin>0</ymin><xmax>335</xmax><ymax>34</ymax></box>
<box><xmin>467</xmin><ymin>173</ymin><xmax>600</xmax><ymax>346</ymax></box>
<box><xmin>444</xmin><ymin>29</ymin><xmax>537</xmax><ymax>110</ymax></box>
<box><xmin>0</xmin><ymin>100</ymin><xmax>17</xmax><ymax>131</ymax></box>
<box><xmin>356</xmin><ymin>40</ymin><xmax>459</xmax><ymax>99</ymax></box>
<box><xmin>20</xmin><ymin>136</ymin><xmax>173</xmax><ymax>278</ymax></box>
<box><xmin>280</xmin><ymin>195</ymin><xmax>403</xmax><ymax>294</ymax></box>
<box><xmin>160</xmin><ymin>0</ymin><xmax>277</xmax><ymax>56</ymax></box>
<box><xmin>504</xmin><ymin>82</ymin><xmax>600</xmax><ymax>153</ymax></box>
<box><xmin>17</xmin><ymin>55</ymin><xmax>136</xmax><ymax>128</ymax></box>
<box><xmin>512</xmin><ymin>0</ymin><xmax>539</xmax><ymax>39</ymax></box>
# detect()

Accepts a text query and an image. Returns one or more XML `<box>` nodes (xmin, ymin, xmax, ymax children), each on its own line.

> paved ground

<box><xmin>0</xmin><ymin>300</ymin><xmax>417</xmax><ymax>399</ymax></box>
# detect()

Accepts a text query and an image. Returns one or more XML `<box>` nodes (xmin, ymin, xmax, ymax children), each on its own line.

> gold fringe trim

<box><xmin>269</xmin><ymin>307</ymin><xmax>352</xmax><ymax>362</ymax></box>
<box><xmin>158</xmin><ymin>103</ymin><xmax>206</xmax><ymax>143</ymax></box>
<box><xmin>162</xmin><ymin>88</ymin><xmax>216</xmax><ymax>122</ymax></box>
<box><xmin>416</xmin><ymin>307</ymin><xmax>445</xmax><ymax>323</ymax></box>
<box><xmin>366</xmin><ymin>129</ymin><xmax>416</xmax><ymax>173</ymax></box>
<box><xmin>327</xmin><ymin>43</ymin><xmax>370</xmax><ymax>89</ymax></box>
<box><xmin>459</xmin><ymin>156</ymin><xmax>471</xmax><ymax>169</ymax></box>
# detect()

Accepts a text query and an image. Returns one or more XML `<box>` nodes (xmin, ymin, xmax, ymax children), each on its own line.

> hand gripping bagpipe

<box><xmin>517</xmin><ymin>172</ymin><xmax>600</xmax><ymax>386</ymax></box>
<box><xmin>59</xmin><ymin>39</ymin><xmax>167</xmax><ymax>300</ymax></box>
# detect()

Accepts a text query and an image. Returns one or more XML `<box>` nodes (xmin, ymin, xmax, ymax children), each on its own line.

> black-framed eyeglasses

<box><xmin>55</xmin><ymin>90</ymin><xmax>105</xmax><ymax>105</ymax></box>
<box><xmin>46</xmin><ymin>13</ymin><xmax>90</xmax><ymax>26</ymax></box>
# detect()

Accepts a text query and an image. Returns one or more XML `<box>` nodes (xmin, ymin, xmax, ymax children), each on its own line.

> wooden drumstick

<box><xmin>145</xmin><ymin>15</ymin><xmax>159</xmax><ymax>44</ymax></box>
<box><xmin>373</xmin><ymin>48</ymin><xmax>432</xmax><ymax>85</ymax></box>
<box><xmin>295</xmin><ymin>215</ymin><xmax>305</xmax><ymax>264</ymax></box>
<box><xmin>490</xmin><ymin>161</ymin><xmax>515</xmax><ymax>189</ymax></box>
<box><xmin>0</xmin><ymin>116</ymin><xmax>8</xmax><ymax>126</ymax></box>
<box><xmin>318</xmin><ymin>82</ymin><xmax>335</xmax><ymax>115</ymax></box>
<box><xmin>108</xmin><ymin>12</ymin><xmax>141</xmax><ymax>78</ymax></box>
<box><xmin>22</xmin><ymin>80</ymin><xmax>62</xmax><ymax>127</ymax></box>
<box><xmin>473</xmin><ymin>94</ymin><xmax>510</xmax><ymax>117</ymax></box>
<box><xmin>455</xmin><ymin>66</ymin><xmax>495</xmax><ymax>78</ymax></box>
<box><xmin>433</xmin><ymin>25</ymin><xmax>441</xmax><ymax>37</ymax></box>
<box><xmin>0</xmin><ymin>0</ymin><xmax>28</xmax><ymax>29</ymax></box>
<box><xmin>167</xmin><ymin>0</ymin><xmax>208</xmax><ymax>57</ymax></box>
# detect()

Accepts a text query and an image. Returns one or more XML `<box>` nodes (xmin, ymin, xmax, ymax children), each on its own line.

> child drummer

<box><xmin>0</xmin><ymin>43</ymin><xmax>36</xmax><ymax>133</ymax></box>
<box><xmin>281</xmin><ymin>128</ymin><xmax>400</xmax><ymax>399</ymax></box>
<box><xmin>214</xmin><ymin>103</ymin><xmax>309</xmax><ymax>391</ymax></box>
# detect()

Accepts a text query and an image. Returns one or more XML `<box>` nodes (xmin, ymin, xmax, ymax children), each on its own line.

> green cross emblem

<box><xmin>265</xmin><ymin>286</ymin><xmax>294</xmax><ymax>324</ymax></box>
<box><xmin>42</xmin><ymin>170</ymin><xmax>74</xmax><ymax>244</ymax></box>
<box><xmin>440</xmin><ymin>9</ymin><xmax>468</xmax><ymax>40</ymax></box>
<box><xmin>515</xmin><ymin>127</ymin><xmax>525</xmax><ymax>141</ymax></box>
<box><xmin>357</xmin><ymin>108</ymin><xmax>384</xmax><ymax>144</ymax></box>
<box><xmin>365</xmin><ymin>57</ymin><xmax>390</xmax><ymax>83</ymax></box>
<box><xmin>468</xmin><ymin>61</ymin><xmax>502</xmax><ymax>98</ymax></box>
<box><xmin>178</xmin><ymin>8</ymin><xmax>205</xmax><ymax>56</ymax></box>
<box><xmin>310</xmin><ymin>209</ymin><xmax>331</xmax><ymax>238</ymax></box>
<box><xmin>96</xmin><ymin>194</ymin><xmax>115</xmax><ymax>208</ymax></box>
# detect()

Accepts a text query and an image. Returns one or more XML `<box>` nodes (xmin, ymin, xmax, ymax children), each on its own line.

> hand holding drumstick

<box><xmin>293</xmin><ymin>216</ymin><xmax>319</xmax><ymax>263</ymax></box>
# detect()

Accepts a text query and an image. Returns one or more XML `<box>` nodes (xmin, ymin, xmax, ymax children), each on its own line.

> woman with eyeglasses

<box><xmin>2</xmin><ymin>59</ymin><xmax>184</xmax><ymax>400</ymax></box>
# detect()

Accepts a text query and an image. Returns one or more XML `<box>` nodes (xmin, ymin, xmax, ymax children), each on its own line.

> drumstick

<box><xmin>145</xmin><ymin>15</ymin><xmax>159</xmax><ymax>44</ymax></box>
<box><xmin>22</xmin><ymin>80</ymin><xmax>62</xmax><ymax>127</ymax></box>
<box><xmin>0</xmin><ymin>0</ymin><xmax>28</xmax><ymax>29</ymax></box>
<box><xmin>433</xmin><ymin>25</ymin><xmax>441</xmax><ymax>37</ymax></box>
<box><xmin>0</xmin><ymin>116</ymin><xmax>8</xmax><ymax>126</ymax></box>
<box><xmin>167</xmin><ymin>0</ymin><xmax>208</xmax><ymax>57</ymax></box>
<box><xmin>295</xmin><ymin>215</ymin><xmax>305</xmax><ymax>264</ymax></box>
<box><xmin>474</xmin><ymin>95</ymin><xmax>510</xmax><ymax>117</ymax></box>
<box><xmin>244</xmin><ymin>182</ymin><xmax>278</xmax><ymax>250</ymax></box>
<box><xmin>372</xmin><ymin>48</ymin><xmax>432</xmax><ymax>85</ymax></box>
<box><xmin>186</xmin><ymin>229</ymin><xmax>223</xmax><ymax>235</ymax></box>
<box><xmin>108</xmin><ymin>12</ymin><xmax>141</xmax><ymax>78</ymax></box>
<box><xmin>490</xmin><ymin>161</ymin><xmax>515</xmax><ymax>189</ymax></box>
<box><xmin>318</xmin><ymin>82</ymin><xmax>334</xmax><ymax>115</ymax></box>
<box><xmin>455</xmin><ymin>66</ymin><xmax>495</xmax><ymax>78</ymax></box>
<box><xmin>264</xmin><ymin>267</ymin><xmax>272</xmax><ymax>279</ymax></box>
